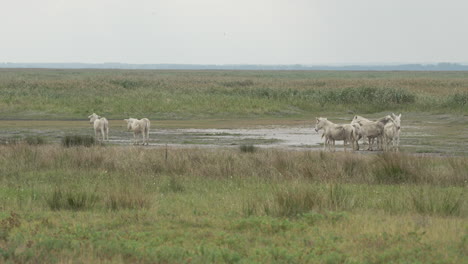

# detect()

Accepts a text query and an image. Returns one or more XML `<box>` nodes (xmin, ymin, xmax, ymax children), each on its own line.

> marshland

<box><xmin>0</xmin><ymin>69</ymin><xmax>467</xmax><ymax>263</ymax></box>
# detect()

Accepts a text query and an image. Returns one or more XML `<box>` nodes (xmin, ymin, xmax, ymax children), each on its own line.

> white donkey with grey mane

<box><xmin>383</xmin><ymin>113</ymin><xmax>402</xmax><ymax>151</ymax></box>
<box><xmin>355</xmin><ymin>115</ymin><xmax>393</xmax><ymax>151</ymax></box>
<box><xmin>351</xmin><ymin>115</ymin><xmax>380</xmax><ymax>147</ymax></box>
<box><xmin>88</xmin><ymin>113</ymin><xmax>109</xmax><ymax>142</ymax></box>
<box><xmin>315</xmin><ymin>117</ymin><xmax>359</xmax><ymax>152</ymax></box>
<box><xmin>351</xmin><ymin>116</ymin><xmax>370</xmax><ymax>141</ymax></box>
<box><xmin>124</xmin><ymin>118</ymin><xmax>151</xmax><ymax>145</ymax></box>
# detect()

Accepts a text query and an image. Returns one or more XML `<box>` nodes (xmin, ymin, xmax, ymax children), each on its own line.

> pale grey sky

<box><xmin>1</xmin><ymin>0</ymin><xmax>467</xmax><ymax>65</ymax></box>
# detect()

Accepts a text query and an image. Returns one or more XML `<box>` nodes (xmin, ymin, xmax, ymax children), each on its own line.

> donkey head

<box><xmin>314</xmin><ymin>117</ymin><xmax>327</xmax><ymax>132</ymax></box>
<box><xmin>88</xmin><ymin>113</ymin><xmax>99</xmax><ymax>124</ymax></box>
<box><xmin>391</xmin><ymin>113</ymin><xmax>401</xmax><ymax>130</ymax></box>
<box><xmin>124</xmin><ymin>118</ymin><xmax>133</xmax><ymax>131</ymax></box>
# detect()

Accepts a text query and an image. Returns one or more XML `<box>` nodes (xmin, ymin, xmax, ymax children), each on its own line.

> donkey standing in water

<box><xmin>351</xmin><ymin>115</ymin><xmax>372</xmax><ymax>145</ymax></box>
<box><xmin>383</xmin><ymin>113</ymin><xmax>402</xmax><ymax>151</ymax></box>
<box><xmin>124</xmin><ymin>118</ymin><xmax>151</xmax><ymax>145</ymax></box>
<box><xmin>88</xmin><ymin>113</ymin><xmax>109</xmax><ymax>142</ymax></box>
<box><xmin>315</xmin><ymin>117</ymin><xmax>359</xmax><ymax>152</ymax></box>
<box><xmin>355</xmin><ymin>115</ymin><xmax>393</xmax><ymax>151</ymax></box>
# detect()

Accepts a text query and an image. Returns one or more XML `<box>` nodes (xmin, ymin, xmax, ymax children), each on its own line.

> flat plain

<box><xmin>0</xmin><ymin>69</ymin><xmax>466</xmax><ymax>263</ymax></box>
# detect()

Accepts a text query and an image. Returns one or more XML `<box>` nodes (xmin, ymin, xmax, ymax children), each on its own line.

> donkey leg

<box><xmin>145</xmin><ymin>129</ymin><xmax>149</xmax><ymax>145</ymax></box>
<box><xmin>101</xmin><ymin>128</ymin><xmax>105</xmax><ymax>142</ymax></box>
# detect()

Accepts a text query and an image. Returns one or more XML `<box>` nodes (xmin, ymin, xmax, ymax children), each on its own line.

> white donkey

<box><xmin>124</xmin><ymin>118</ymin><xmax>151</xmax><ymax>145</ymax></box>
<box><xmin>315</xmin><ymin>117</ymin><xmax>359</xmax><ymax>152</ymax></box>
<box><xmin>88</xmin><ymin>113</ymin><xmax>109</xmax><ymax>142</ymax></box>
<box><xmin>383</xmin><ymin>113</ymin><xmax>402</xmax><ymax>151</ymax></box>
<box><xmin>351</xmin><ymin>115</ymin><xmax>371</xmax><ymax>143</ymax></box>
<box><xmin>355</xmin><ymin>115</ymin><xmax>393</xmax><ymax>151</ymax></box>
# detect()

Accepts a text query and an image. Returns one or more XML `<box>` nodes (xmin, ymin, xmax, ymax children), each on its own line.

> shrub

<box><xmin>46</xmin><ymin>188</ymin><xmax>99</xmax><ymax>211</ymax></box>
<box><xmin>222</xmin><ymin>79</ymin><xmax>254</xmax><ymax>87</ymax></box>
<box><xmin>24</xmin><ymin>136</ymin><xmax>47</xmax><ymax>145</ymax></box>
<box><xmin>316</xmin><ymin>87</ymin><xmax>416</xmax><ymax>106</ymax></box>
<box><xmin>240</xmin><ymin>144</ymin><xmax>256</xmax><ymax>153</ymax></box>
<box><xmin>160</xmin><ymin>176</ymin><xmax>185</xmax><ymax>193</ymax></box>
<box><xmin>411</xmin><ymin>186</ymin><xmax>466</xmax><ymax>216</ymax></box>
<box><xmin>445</xmin><ymin>92</ymin><xmax>468</xmax><ymax>108</ymax></box>
<box><xmin>105</xmin><ymin>192</ymin><xmax>151</xmax><ymax>211</ymax></box>
<box><xmin>272</xmin><ymin>187</ymin><xmax>321</xmax><ymax>217</ymax></box>
<box><xmin>0</xmin><ymin>137</ymin><xmax>20</xmax><ymax>145</ymax></box>
<box><xmin>372</xmin><ymin>153</ymin><xmax>413</xmax><ymax>184</ymax></box>
<box><xmin>327</xmin><ymin>183</ymin><xmax>356</xmax><ymax>211</ymax></box>
<box><xmin>62</xmin><ymin>135</ymin><xmax>95</xmax><ymax>147</ymax></box>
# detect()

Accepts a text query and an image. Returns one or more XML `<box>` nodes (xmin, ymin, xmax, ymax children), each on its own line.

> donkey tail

<box><xmin>142</xmin><ymin>118</ymin><xmax>150</xmax><ymax>137</ymax></box>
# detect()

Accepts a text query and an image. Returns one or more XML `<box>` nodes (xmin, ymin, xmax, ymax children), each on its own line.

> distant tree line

<box><xmin>1</xmin><ymin>62</ymin><xmax>468</xmax><ymax>71</ymax></box>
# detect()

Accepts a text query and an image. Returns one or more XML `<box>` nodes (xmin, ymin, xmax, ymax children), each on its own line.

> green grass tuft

<box><xmin>61</xmin><ymin>135</ymin><xmax>95</xmax><ymax>147</ymax></box>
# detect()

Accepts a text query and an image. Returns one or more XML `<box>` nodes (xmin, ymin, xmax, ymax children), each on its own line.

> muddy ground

<box><xmin>0</xmin><ymin>115</ymin><xmax>467</xmax><ymax>155</ymax></box>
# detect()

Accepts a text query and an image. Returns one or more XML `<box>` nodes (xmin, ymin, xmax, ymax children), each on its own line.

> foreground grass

<box><xmin>0</xmin><ymin>69</ymin><xmax>466</xmax><ymax>119</ymax></box>
<box><xmin>0</xmin><ymin>144</ymin><xmax>466</xmax><ymax>263</ymax></box>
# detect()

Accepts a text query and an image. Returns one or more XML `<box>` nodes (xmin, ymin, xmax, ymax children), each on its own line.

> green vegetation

<box><xmin>61</xmin><ymin>135</ymin><xmax>96</xmax><ymax>147</ymax></box>
<box><xmin>0</xmin><ymin>145</ymin><xmax>466</xmax><ymax>263</ymax></box>
<box><xmin>239</xmin><ymin>144</ymin><xmax>256</xmax><ymax>153</ymax></box>
<box><xmin>0</xmin><ymin>69</ymin><xmax>466</xmax><ymax>119</ymax></box>
<box><xmin>0</xmin><ymin>69</ymin><xmax>466</xmax><ymax>263</ymax></box>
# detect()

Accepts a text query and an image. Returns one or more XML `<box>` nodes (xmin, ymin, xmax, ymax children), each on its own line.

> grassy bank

<box><xmin>0</xmin><ymin>69</ymin><xmax>466</xmax><ymax>119</ymax></box>
<box><xmin>0</xmin><ymin>144</ymin><xmax>466</xmax><ymax>263</ymax></box>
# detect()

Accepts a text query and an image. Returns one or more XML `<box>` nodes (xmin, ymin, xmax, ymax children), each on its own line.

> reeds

<box><xmin>0</xmin><ymin>145</ymin><xmax>466</xmax><ymax>216</ymax></box>
<box><xmin>0</xmin><ymin>69</ymin><xmax>466</xmax><ymax>120</ymax></box>
<box><xmin>61</xmin><ymin>135</ymin><xmax>95</xmax><ymax>147</ymax></box>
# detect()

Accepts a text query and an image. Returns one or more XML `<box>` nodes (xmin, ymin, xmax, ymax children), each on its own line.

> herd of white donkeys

<box><xmin>87</xmin><ymin>112</ymin><xmax>401</xmax><ymax>151</ymax></box>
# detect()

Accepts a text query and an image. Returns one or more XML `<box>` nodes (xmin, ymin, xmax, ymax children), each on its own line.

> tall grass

<box><xmin>61</xmin><ymin>135</ymin><xmax>95</xmax><ymax>147</ymax></box>
<box><xmin>0</xmin><ymin>145</ymin><xmax>465</xmax><ymax>216</ymax></box>
<box><xmin>0</xmin><ymin>69</ymin><xmax>466</xmax><ymax>119</ymax></box>
<box><xmin>0</xmin><ymin>145</ymin><xmax>466</xmax><ymax>263</ymax></box>
<box><xmin>46</xmin><ymin>188</ymin><xmax>99</xmax><ymax>211</ymax></box>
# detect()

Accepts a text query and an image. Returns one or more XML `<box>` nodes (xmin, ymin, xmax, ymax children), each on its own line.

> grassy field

<box><xmin>0</xmin><ymin>145</ymin><xmax>466</xmax><ymax>263</ymax></box>
<box><xmin>0</xmin><ymin>69</ymin><xmax>467</xmax><ymax>263</ymax></box>
<box><xmin>0</xmin><ymin>69</ymin><xmax>466</xmax><ymax>119</ymax></box>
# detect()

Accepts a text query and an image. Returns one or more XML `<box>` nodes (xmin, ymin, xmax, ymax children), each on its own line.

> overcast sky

<box><xmin>1</xmin><ymin>0</ymin><xmax>468</xmax><ymax>65</ymax></box>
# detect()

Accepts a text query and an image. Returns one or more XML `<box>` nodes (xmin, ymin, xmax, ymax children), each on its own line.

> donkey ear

<box><xmin>398</xmin><ymin>113</ymin><xmax>401</xmax><ymax>118</ymax></box>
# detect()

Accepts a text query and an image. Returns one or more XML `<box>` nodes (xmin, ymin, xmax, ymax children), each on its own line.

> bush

<box><xmin>372</xmin><ymin>153</ymin><xmax>413</xmax><ymax>184</ymax></box>
<box><xmin>62</xmin><ymin>135</ymin><xmax>95</xmax><ymax>147</ymax></box>
<box><xmin>240</xmin><ymin>144</ymin><xmax>256</xmax><ymax>153</ymax></box>
<box><xmin>272</xmin><ymin>187</ymin><xmax>321</xmax><ymax>217</ymax></box>
<box><xmin>0</xmin><ymin>137</ymin><xmax>20</xmax><ymax>145</ymax></box>
<box><xmin>222</xmin><ymin>79</ymin><xmax>254</xmax><ymax>87</ymax></box>
<box><xmin>24</xmin><ymin>136</ymin><xmax>47</xmax><ymax>145</ymax></box>
<box><xmin>160</xmin><ymin>176</ymin><xmax>185</xmax><ymax>193</ymax></box>
<box><xmin>105</xmin><ymin>191</ymin><xmax>151</xmax><ymax>211</ymax></box>
<box><xmin>316</xmin><ymin>87</ymin><xmax>416</xmax><ymax>106</ymax></box>
<box><xmin>46</xmin><ymin>188</ymin><xmax>99</xmax><ymax>211</ymax></box>
<box><xmin>411</xmin><ymin>186</ymin><xmax>466</xmax><ymax>216</ymax></box>
<box><xmin>445</xmin><ymin>92</ymin><xmax>468</xmax><ymax>108</ymax></box>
